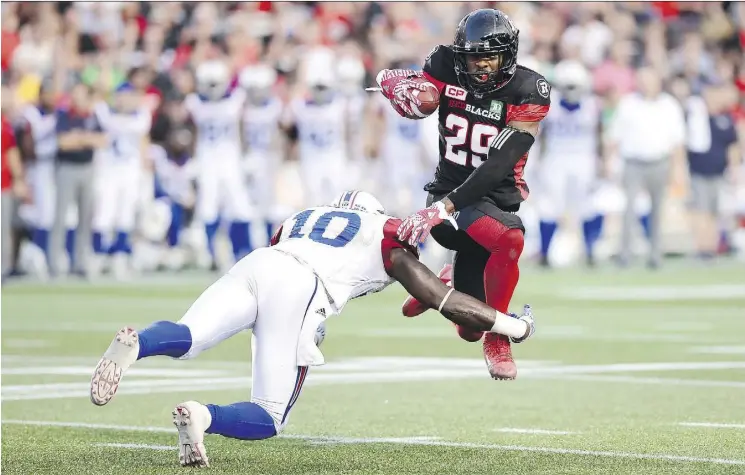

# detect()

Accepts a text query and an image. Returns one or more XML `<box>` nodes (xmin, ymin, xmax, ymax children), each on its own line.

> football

<box><xmin>406</xmin><ymin>78</ymin><xmax>440</xmax><ymax>119</ymax></box>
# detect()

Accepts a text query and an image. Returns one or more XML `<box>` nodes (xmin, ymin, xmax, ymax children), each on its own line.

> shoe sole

<box><xmin>173</xmin><ymin>405</ymin><xmax>209</xmax><ymax>467</ymax></box>
<box><xmin>89</xmin><ymin>327</ymin><xmax>138</xmax><ymax>406</ymax></box>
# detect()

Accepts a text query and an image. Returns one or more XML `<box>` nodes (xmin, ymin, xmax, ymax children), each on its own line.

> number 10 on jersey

<box><xmin>288</xmin><ymin>210</ymin><xmax>361</xmax><ymax>248</ymax></box>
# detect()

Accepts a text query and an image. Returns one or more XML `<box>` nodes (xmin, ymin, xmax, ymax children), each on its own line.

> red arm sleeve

<box><xmin>381</xmin><ymin>218</ymin><xmax>420</xmax><ymax>275</ymax></box>
<box><xmin>506</xmin><ymin>103</ymin><xmax>550</xmax><ymax>123</ymax></box>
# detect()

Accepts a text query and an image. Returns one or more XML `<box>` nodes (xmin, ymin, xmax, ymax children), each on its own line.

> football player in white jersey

<box><xmin>336</xmin><ymin>53</ymin><xmax>368</xmax><ymax>186</ymax></box>
<box><xmin>89</xmin><ymin>190</ymin><xmax>536</xmax><ymax>468</ymax></box>
<box><xmin>17</xmin><ymin>82</ymin><xmax>57</xmax><ymax>271</ymax></box>
<box><xmin>283</xmin><ymin>69</ymin><xmax>349</xmax><ymax>207</ymax></box>
<box><xmin>91</xmin><ymin>83</ymin><xmax>152</xmax><ymax>279</ymax></box>
<box><xmin>186</xmin><ymin>60</ymin><xmax>252</xmax><ymax>268</ymax></box>
<box><xmin>368</xmin><ymin>75</ymin><xmax>428</xmax><ymax>217</ymax></box>
<box><xmin>239</xmin><ymin>64</ymin><xmax>282</xmax><ymax>245</ymax></box>
<box><xmin>535</xmin><ymin>60</ymin><xmax>604</xmax><ymax>267</ymax></box>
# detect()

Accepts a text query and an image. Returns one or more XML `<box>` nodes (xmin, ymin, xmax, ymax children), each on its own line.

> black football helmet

<box><xmin>452</xmin><ymin>9</ymin><xmax>519</xmax><ymax>95</ymax></box>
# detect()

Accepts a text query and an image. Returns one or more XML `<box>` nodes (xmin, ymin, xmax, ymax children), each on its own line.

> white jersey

<box><xmin>151</xmin><ymin>144</ymin><xmax>194</xmax><ymax>205</ymax></box>
<box><xmin>185</xmin><ymin>89</ymin><xmax>246</xmax><ymax>159</ymax></box>
<box><xmin>344</xmin><ymin>92</ymin><xmax>367</xmax><ymax>160</ymax></box>
<box><xmin>22</xmin><ymin>106</ymin><xmax>57</xmax><ymax>162</ymax></box>
<box><xmin>95</xmin><ymin>103</ymin><xmax>151</xmax><ymax>164</ymax></box>
<box><xmin>542</xmin><ymin>93</ymin><xmax>600</xmax><ymax>161</ymax></box>
<box><xmin>286</xmin><ymin>96</ymin><xmax>348</xmax><ymax>160</ymax></box>
<box><xmin>242</xmin><ymin>97</ymin><xmax>282</xmax><ymax>155</ymax></box>
<box><xmin>272</xmin><ymin>206</ymin><xmax>409</xmax><ymax>313</ymax></box>
<box><xmin>376</xmin><ymin>94</ymin><xmax>421</xmax><ymax>157</ymax></box>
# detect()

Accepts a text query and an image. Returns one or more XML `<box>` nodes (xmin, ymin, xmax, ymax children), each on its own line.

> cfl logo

<box><xmin>445</xmin><ymin>85</ymin><xmax>467</xmax><ymax>100</ymax></box>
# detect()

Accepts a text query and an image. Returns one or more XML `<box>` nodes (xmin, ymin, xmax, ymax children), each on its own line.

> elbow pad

<box><xmin>447</xmin><ymin>127</ymin><xmax>535</xmax><ymax>211</ymax></box>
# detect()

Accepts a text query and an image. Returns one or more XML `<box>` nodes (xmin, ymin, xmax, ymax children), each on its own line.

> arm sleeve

<box><xmin>381</xmin><ymin>218</ymin><xmax>420</xmax><ymax>275</ymax></box>
<box><xmin>446</xmin><ymin>127</ymin><xmax>535</xmax><ymax>211</ymax></box>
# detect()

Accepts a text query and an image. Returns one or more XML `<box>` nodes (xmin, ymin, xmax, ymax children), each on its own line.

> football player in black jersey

<box><xmin>376</xmin><ymin>9</ymin><xmax>551</xmax><ymax>380</ymax></box>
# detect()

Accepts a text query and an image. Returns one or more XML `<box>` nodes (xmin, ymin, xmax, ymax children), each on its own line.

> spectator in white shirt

<box><xmin>607</xmin><ymin>66</ymin><xmax>687</xmax><ymax>268</ymax></box>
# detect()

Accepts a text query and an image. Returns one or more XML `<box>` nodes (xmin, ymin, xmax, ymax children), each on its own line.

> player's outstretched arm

<box><xmin>387</xmin><ymin>248</ymin><xmax>533</xmax><ymax>342</ymax></box>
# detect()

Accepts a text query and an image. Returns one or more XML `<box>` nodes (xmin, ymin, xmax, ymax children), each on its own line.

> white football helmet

<box><xmin>195</xmin><ymin>60</ymin><xmax>231</xmax><ymax>100</ymax></box>
<box><xmin>239</xmin><ymin>64</ymin><xmax>277</xmax><ymax>104</ymax></box>
<box><xmin>336</xmin><ymin>56</ymin><xmax>365</xmax><ymax>95</ymax></box>
<box><xmin>305</xmin><ymin>66</ymin><xmax>335</xmax><ymax>104</ymax></box>
<box><xmin>552</xmin><ymin>60</ymin><xmax>591</xmax><ymax>104</ymax></box>
<box><xmin>330</xmin><ymin>190</ymin><xmax>385</xmax><ymax>215</ymax></box>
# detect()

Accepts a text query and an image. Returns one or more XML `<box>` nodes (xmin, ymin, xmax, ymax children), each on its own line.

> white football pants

<box><xmin>27</xmin><ymin>161</ymin><xmax>56</xmax><ymax>229</ymax></box>
<box><xmin>537</xmin><ymin>155</ymin><xmax>598</xmax><ymax>221</ymax></box>
<box><xmin>195</xmin><ymin>156</ymin><xmax>252</xmax><ymax>223</ymax></box>
<box><xmin>93</xmin><ymin>160</ymin><xmax>142</xmax><ymax>232</ymax></box>
<box><xmin>177</xmin><ymin>247</ymin><xmax>325</xmax><ymax>432</ymax></box>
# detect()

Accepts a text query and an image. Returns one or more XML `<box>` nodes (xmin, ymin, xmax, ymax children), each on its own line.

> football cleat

<box><xmin>401</xmin><ymin>264</ymin><xmax>453</xmax><ymax>317</ymax></box>
<box><xmin>510</xmin><ymin>305</ymin><xmax>535</xmax><ymax>344</ymax></box>
<box><xmin>90</xmin><ymin>327</ymin><xmax>140</xmax><ymax>406</ymax></box>
<box><xmin>483</xmin><ymin>332</ymin><xmax>517</xmax><ymax>380</ymax></box>
<box><xmin>173</xmin><ymin>401</ymin><xmax>212</xmax><ymax>468</ymax></box>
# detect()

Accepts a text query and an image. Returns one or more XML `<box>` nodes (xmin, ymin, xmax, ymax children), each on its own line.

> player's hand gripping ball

<box><xmin>377</xmin><ymin>69</ymin><xmax>439</xmax><ymax>119</ymax></box>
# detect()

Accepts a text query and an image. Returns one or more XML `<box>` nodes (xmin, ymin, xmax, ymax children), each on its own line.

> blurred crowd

<box><xmin>1</xmin><ymin>1</ymin><xmax>745</xmax><ymax>282</ymax></box>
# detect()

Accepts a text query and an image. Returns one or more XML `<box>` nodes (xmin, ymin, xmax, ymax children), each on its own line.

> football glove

<box><xmin>397</xmin><ymin>201</ymin><xmax>458</xmax><ymax>247</ymax></box>
<box><xmin>376</xmin><ymin>69</ymin><xmax>429</xmax><ymax>118</ymax></box>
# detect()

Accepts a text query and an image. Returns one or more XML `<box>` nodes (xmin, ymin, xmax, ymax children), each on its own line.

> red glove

<box><xmin>376</xmin><ymin>69</ymin><xmax>430</xmax><ymax>118</ymax></box>
<box><xmin>397</xmin><ymin>201</ymin><xmax>459</xmax><ymax>247</ymax></box>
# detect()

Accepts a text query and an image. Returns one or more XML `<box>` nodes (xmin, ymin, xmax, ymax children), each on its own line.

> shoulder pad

<box><xmin>423</xmin><ymin>45</ymin><xmax>458</xmax><ymax>85</ymax></box>
<box><xmin>512</xmin><ymin>67</ymin><xmax>551</xmax><ymax>106</ymax></box>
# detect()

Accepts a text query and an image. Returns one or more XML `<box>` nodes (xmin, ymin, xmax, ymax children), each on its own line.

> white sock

<box><xmin>490</xmin><ymin>312</ymin><xmax>527</xmax><ymax>339</ymax></box>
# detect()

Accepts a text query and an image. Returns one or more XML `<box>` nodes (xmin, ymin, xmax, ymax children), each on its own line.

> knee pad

<box><xmin>467</xmin><ymin>216</ymin><xmax>524</xmax><ymax>260</ymax></box>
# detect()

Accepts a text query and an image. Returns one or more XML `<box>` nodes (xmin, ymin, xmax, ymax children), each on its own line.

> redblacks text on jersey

<box><xmin>422</xmin><ymin>45</ymin><xmax>551</xmax><ymax>211</ymax></box>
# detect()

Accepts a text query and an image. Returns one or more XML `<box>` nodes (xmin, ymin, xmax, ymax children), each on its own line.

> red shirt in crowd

<box><xmin>1</xmin><ymin>115</ymin><xmax>18</xmax><ymax>190</ymax></box>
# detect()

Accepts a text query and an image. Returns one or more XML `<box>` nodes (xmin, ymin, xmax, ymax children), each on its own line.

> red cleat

<box><xmin>483</xmin><ymin>332</ymin><xmax>517</xmax><ymax>380</ymax></box>
<box><xmin>401</xmin><ymin>264</ymin><xmax>452</xmax><ymax>317</ymax></box>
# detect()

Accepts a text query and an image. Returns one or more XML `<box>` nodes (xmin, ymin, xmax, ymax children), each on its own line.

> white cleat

<box><xmin>90</xmin><ymin>327</ymin><xmax>140</xmax><ymax>406</ymax></box>
<box><xmin>173</xmin><ymin>401</ymin><xmax>212</xmax><ymax>468</ymax></box>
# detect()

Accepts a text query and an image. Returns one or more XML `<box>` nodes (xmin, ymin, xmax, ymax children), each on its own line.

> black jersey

<box><xmin>422</xmin><ymin>45</ymin><xmax>551</xmax><ymax>211</ymax></box>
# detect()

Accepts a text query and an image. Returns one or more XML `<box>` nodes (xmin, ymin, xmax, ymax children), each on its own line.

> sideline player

<box><xmin>186</xmin><ymin>60</ymin><xmax>252</xmax><ymax>267</ymax></box>
<box><xmin>368</xmin><ymin>64</ymin><xmax>427</xmax><ymax>218</ymax></box>
<box><xmin>377</xmin><ymin>9</ymin><xmax>550</xmax><ymax>380</ymax></box>
<box><xmin>89</xmin><ymin>190</ymin><xmax>535</xmax><ymax>468</ymax></box>
<box><xmin>91</xmin><ymin>83</ymin><xmax>152</xmax><ymax>279</ymax></box>
<box><xmin>239</xmin><ymin>64</ymin><xmax>283</xmax><ymax>245</ymax></box>
<box><xmin>535</xmin><ymin>60</ymin><xmax>604</xmax><ymax>267</ymax></box>
<box><xmin>282</xmin><ymin>69</ymin><xmax>349</xmax><ymax>207</ymax></box>
<box><xmin>17</xmin><ymin>82</ymin><xmax>57</xmax><ymax>272</ymax></box>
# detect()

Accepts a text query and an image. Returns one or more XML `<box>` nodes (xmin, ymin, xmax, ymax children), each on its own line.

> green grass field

<box><xmin>2</xmin><ymin>263</ymin><xmax>745</xmax><ymax>474</ymax></box>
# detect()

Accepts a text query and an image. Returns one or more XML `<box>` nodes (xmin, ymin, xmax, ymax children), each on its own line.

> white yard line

<box><xmin>538</xmin><ymin>374</ymin><xmax>745</xmax><ymax>388</ymax></box>
<box><xmin>94</xmin><ymin>443</ymin><xmax>174</xmax><ymax>450</ymax></box>
<box><xmin>560</xmin><ymin>284</ymin><xmax>745</xmax><ymax>301</ymax></box>
<box><xmin>4</xmin><ymin>360</ymin><xmax>745</xmax><ymax>401</ymax></box>
<box><xmin>690</xmin><ymin>346</ymin><xmax>745</xmax><ymax>355</ymax></box>
<box><xmin>4</xmin><ymin>420</ymin><xmax>740</xmax><ymax>466</ymax></box>
<box><xmin>493</xmin><ymin>428</ymin><xmax>577</xmax><ymax>435</ymax></box>
<box><xmin>678</xmin><ymin>422</ymin><xmax>745</xmax><ymax>429</ymax></box>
